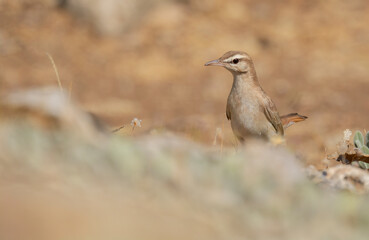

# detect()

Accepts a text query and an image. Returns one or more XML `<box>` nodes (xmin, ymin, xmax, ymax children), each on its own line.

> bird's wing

<box><xmin>226</xmin><ymin>103</ymin><xmax>231</xmax><ymax>120</ymax></box>
<box><xmin>262</xmin><ymin>96</ymin><xmax>284</xmax><ymax>136</ymax></box>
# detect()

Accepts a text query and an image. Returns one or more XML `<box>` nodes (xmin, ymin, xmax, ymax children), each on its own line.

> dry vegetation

<box><xmin>1</xmin><ymin>0</ymin><xmax>369</xmax><ymax>239</ymax></box>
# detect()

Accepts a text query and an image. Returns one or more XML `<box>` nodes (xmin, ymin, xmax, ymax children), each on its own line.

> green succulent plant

<box><xmin>354</xmin><ymin>131</ymin><xmax>364</xmax><ymax>148</ymax></box>
<box><xmin>353</xmin><ymin>131</ymin><xmax>369</xmax><ymax>169</ymax></box>
<box><xmin>358</xmin><ymin>161</ymin><xmax>369</xmax><ymax>170</ymax></box>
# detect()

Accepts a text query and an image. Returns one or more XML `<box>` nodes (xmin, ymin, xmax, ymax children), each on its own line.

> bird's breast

<box><xmin>228</xmin><ymin>90</ymin><xmax>269</xmax><ymax>137</ymax></box>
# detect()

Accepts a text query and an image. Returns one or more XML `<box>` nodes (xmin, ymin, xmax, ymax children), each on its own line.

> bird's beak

<box><xmin>204</xmin><ymin>59</ymin><xmax>225</xmax><ymax>67</ymax></box>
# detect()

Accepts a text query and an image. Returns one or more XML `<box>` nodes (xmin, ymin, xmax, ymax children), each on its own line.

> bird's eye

<box><xmin>232</xmin><ymin>58</ymin><xmax>239</xmax><ymax>64</ymax></box>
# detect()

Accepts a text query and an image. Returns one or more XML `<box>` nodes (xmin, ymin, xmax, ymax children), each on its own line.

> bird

<box><xmin>205</xmin><ymin>51</ymin><xmax>307</xmax><ymax>143</ymax></box>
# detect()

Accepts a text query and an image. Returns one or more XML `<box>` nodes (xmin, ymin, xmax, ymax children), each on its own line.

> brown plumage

<box><xmin>205</xmin><ymin>51</ymin><xmax>307</xmax><ymax>142</ymax></box>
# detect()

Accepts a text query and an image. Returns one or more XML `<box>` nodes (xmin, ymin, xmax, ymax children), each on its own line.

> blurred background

<box><xmin>1</xmin><ymin>0</ymin><xmax>369</xmax><ymax>166</ymax></box>
<box><xmin>2</xmin><ymin>1</ymin><xmax>369</xmax><ymax>239</ymax></box>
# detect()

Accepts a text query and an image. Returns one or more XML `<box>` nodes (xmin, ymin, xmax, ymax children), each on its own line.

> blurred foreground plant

<box><xmin>353</xmin><ymin>131</ymin><xmax>369</xmax><ymax>169</ymax></box>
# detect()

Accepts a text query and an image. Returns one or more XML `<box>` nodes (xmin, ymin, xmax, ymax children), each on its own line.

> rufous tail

<box><xmin>280</xmin><ymin>113</ymin><xmax>308</xmax><ymax>129</ymax></box>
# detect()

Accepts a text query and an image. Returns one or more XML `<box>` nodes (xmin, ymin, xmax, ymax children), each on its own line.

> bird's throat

<box><xmin>232</xmin><ymin>72</ymin><xmax>261</xmax><ymax>93</ymax></box>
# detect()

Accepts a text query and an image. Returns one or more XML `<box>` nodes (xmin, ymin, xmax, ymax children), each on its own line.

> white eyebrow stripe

<box><xmin>223</xmin><ymin>54</ymin><xmax>249</xmax><ymax>63</ymax></box>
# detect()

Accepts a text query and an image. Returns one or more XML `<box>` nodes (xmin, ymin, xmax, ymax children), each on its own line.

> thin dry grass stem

<box><xmin>232</xmin><ymin>135</ymin><xmax>239</xmax><ymax>149</ymax></box>
<box><xmin>212</xmin><ymin>129</ymin><xmax>219</xmax><ymax>146</ymax></box>
<box><xmin>45</xmin><ymin>52</ymin><xmax>63</xmax><ymax>92</ymax></box>
<box><xmin>220</xmin><ymin>120</ymin><xmax>224</xmax><ymax>157</ymax></box>
<box><xmin>212</xmin><ymin>127</ymin><xmax>222</xmax><ymax>146</ymax></box>
<box><xmin>68</xmin><ymin>80</ymin><xmax>74</xmax><ymax>101</ymax></box>
<box><xmin>212</xmin><ymin>122</ymin><xmax>225</xmax><ymax>159</ymax></box>
<box><xmin>111</xmin><ymin>125</ymin><xmax>125</xmax><ymax>133</ymax></box>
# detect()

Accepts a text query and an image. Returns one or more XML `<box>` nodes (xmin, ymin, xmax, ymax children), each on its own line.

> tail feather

<box><xmin>280</xmin><ymin>113</ymin><xmax>308</xmax><ymax>129</ymax></box>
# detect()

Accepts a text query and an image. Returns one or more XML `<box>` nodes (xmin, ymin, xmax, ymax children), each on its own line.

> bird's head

<box><xmin>204</xmin><ymin>51</ymin><xmax>253</xmax><ymax>74</ymax></box>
